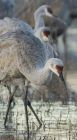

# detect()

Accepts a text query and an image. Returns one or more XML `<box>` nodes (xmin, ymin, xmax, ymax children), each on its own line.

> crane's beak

<box><xmin>59</xmin><ymin>72</ymin><xmax>67</xmax><ymax>90</ymax></box>
<box><xmin>48</xmin><ymin>35</ymin><xmax>53</xmax><ymax>43</ymax></box>
<box><xmin>52</xmin><ymin>15</ymin><xmax>67</xmax><ymax>26</ymax></box>
<box><xmin>46</xmin><ymin>12</ymin><xmax>53</xmax><ymax>18</ymax></box>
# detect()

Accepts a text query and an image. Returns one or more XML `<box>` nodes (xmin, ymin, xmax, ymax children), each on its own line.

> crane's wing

<box><xmin>0</xmin><ymin>30</ymin><xmax>47</xmax><ymax>79</ymax></box>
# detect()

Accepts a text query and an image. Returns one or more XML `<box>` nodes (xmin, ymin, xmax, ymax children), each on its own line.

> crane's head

<box><xmin>47</xmin><ymin>58</ymin><xmax>66</xmax><ymax>87</ymax></box>
<box><xmin>35</xmin><ymin>27</ymin><xmax>51</xmax><ymax>42</ymax></box>
<box><xmin>34</xmin><ymin>5</ymin><xmax>67</xmax><ymax>27</ymax></box>
<box><xmin>44</xmin><ymin>5</ymin><xmax>53</xmax><ymax>17</ymax></box>
<box><xmin>44</xmin><ymin>5</ymin><xmax>67</xmax><ymax>25</ymax></box>
<box><xmin>41</xmin><ymin>27</ymin><xmax>51</xmax><ymax>42</ymax></box>
<box><xmin>48</xmin><ymin>58</ymin><xmax>63</xmax><ymax>77</ymax></box>
<box><xmin>34</xmin><ymin>5</ymin><xmax>53</xmax><ymax>18</ymax></box>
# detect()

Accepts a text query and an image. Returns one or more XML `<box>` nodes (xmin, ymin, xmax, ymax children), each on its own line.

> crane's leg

<box><xmin>23</xmin><ymin>85</ymin><xmax>29</xmax><ymax>140</ymax></box>
<box><xmin>7</xmin><ymin>86</ymin><xmax>15</xmax><ymax>108</ymax></box>
<box><xmin>0</xmin><ymin>82</ymin><xmax>15</xmax><ymax>108</ymax></box>
<box><xmin>23</xmin><ymin>81</ymin><xmax>42</xmax><ymax>139</ymax></box>
<box><xmin>4</xmin><ymin>86</ymin><xmax>17</xmax><ymax>127</ymax></box>
<box><xmin>27</xmin><ymin>99</ymin><xmax>42</xmax><ymax>129</ymax></box>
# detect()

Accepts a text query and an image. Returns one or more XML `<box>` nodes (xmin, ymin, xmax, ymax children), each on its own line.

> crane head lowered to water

<box><xmin>46</xmin><ymin>58</ymin><xmax>67</xmax><ymax>90</ymax></box>
<box><xmin>48</xmin><ymin>58</ymin><xmax>63</xmax><ymax>76</ymax></box>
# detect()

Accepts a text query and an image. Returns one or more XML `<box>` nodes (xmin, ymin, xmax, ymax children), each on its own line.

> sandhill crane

<box><xmin>0</xmin><ymin>29</ymin><xmax>66</xmax><ymax>139</ymax></box>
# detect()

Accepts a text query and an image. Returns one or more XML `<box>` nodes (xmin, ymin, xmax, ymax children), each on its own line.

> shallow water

<box><xmin>0</xmin><ymin>98</ymin><xmax>77</xmax><ymax>140</ymax></box>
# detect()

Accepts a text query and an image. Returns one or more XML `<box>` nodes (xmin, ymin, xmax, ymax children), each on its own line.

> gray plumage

<box><xmin>0</xmin><ymin>30</ymin><xmax>46</xmax><ymax>82</ymax></box>
<box><xmin>0</xmin><ymin>30</ymin><xmax>63</xmax><ymax>86</ymax></box>
<box><xmin>0</xmin><ymin>17</ymin><xmax>33</xmax><ymax>34</ymax></box>
<box><xmin>0</xmin><ymin>29</ymin><xmax>65</xmax><ymax>132</ymax></box>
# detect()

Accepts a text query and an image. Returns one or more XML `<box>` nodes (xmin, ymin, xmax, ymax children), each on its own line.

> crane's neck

<box><xmin>34</xmin><ymin>15</ymin><xmax>45</xmax><ymax>32</ymax></box>
<box><xmin>27</xmin><ymin>60</ymin><xmax>53</xmax><ymax>86</ymax></box>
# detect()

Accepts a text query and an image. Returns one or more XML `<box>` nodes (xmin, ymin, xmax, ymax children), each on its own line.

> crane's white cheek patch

<box><xmin>43</xmin><ymin>36</ymin><xmax>49</xmax><ymax>41</ymax></box>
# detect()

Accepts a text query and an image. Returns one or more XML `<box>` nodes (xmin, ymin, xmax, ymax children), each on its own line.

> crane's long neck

<box><xmin>28</xmin><ymin>60</ymin><xmax>53</xmax><ymax>86</ymax></box>
<box><xmin>34</xmin><ymin>15</ymin><xmax>45</xmax><ymax>32</ymax></box>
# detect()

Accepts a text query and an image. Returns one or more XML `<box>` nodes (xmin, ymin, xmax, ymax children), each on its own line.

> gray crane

<box><xmin>0</xmin><ymin>29</ymin><xmax>65</xmax><ymax>139</ymax></box>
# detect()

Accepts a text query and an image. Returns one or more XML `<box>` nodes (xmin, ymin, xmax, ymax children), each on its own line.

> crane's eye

<box><xmin>43</xmin><ymin>30</ymin><xmax>50</xmax><ymax>37</ymax></box>
<box><xmin>47</xmin><ymin>7</ymin><xmax>53</xmax><ymax>14</ymax></box>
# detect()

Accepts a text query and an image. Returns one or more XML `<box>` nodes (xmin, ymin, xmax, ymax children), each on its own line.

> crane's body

<box><xmin>0</xmin><ymin>30</ymin><xmax>58</xmax><ymax>86</ymax></box>
<box><xmin>0</xmin><ymin>30</ymin><xmax>65</xmax><ymax>140</ymax></box>
<box><xmin>0</xmin><ymin>17</ymin><xmax>33</xmax><ymax>34</ymax></box>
